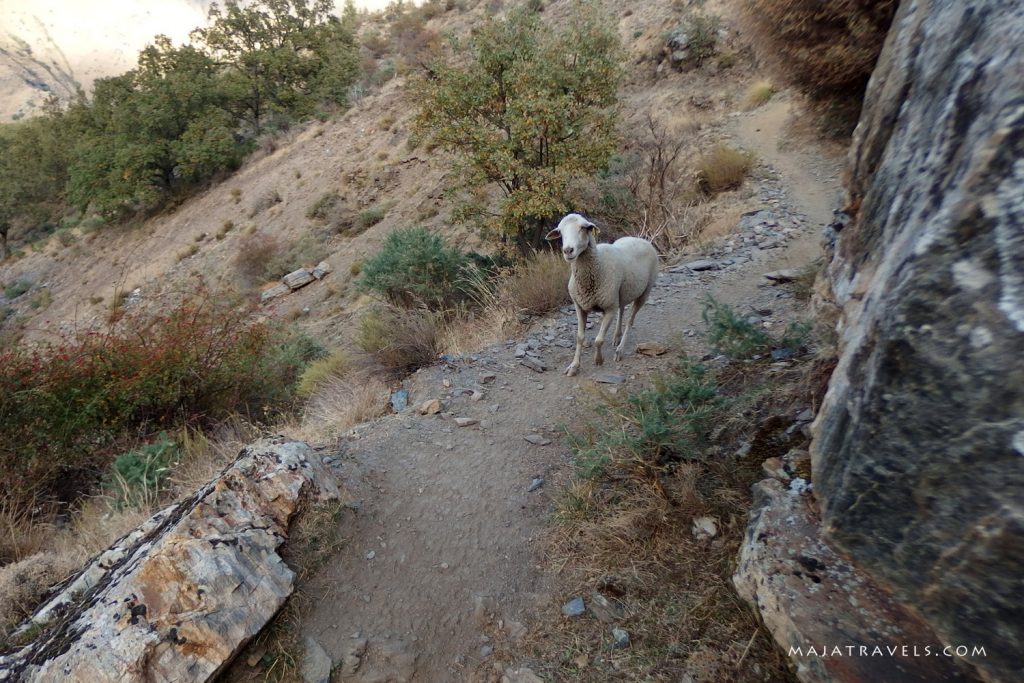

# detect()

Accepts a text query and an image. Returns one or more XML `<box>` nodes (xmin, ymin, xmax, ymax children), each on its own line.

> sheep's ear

<box><xmin>586</xmin><ymin>222</ymin><xmax>600</xmax><ymax>238</ymax></box>
<box><xmin>544</xmin><ymin>228</ymin><xmax>561</xmax><ymax>241</ymax></box>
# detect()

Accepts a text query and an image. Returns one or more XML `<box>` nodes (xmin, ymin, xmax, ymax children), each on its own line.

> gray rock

<box><xmin>454</xmin><ymin>417</ymin><xmax>478</xmax><ymax>427</ymax></box>
<box><xmin>593</xmin><ymin>373</ymin><xmax>625</xmax><ymax>384</ymax></box>
<box><xmin>283</xmin><ymin>268</ymin><xmax>316</xmax><ymax>290</ymax></box>
<box><xmin>0</xmin><ymin>441</ymin><xmax>339</xmax><ymax>682</ymax></box>
<box><xmin>561</xmin><ymin>597</ymin><xmax>585</xmax><ymax>617</ymax></box>
<box><xmin>302</xmin><ymin>637</ymin><xmax>333</xmax><ymax>683</ymax></box>
<box><xmin>587</xmin><ymin>592</ymin><xmax>625</xmax><ymax>623</ymax></box>
<box><xmin>480</xmin><ymin>372</ymin><xmax>497</xmax><ymax>384</ymax></box>
<box><xmin>739</xmin><ymin>209</ymin><xmax>776</xmax><ymax>232</ymax></box>
<box><xmin>310</xmin><ymin>261</ymin><xmax>332</xmax><ymax>279</ymax></box>
<box><xmin>479</xmin><ymin>645</ymin><xmax>493</xmax><ymax>658</ymax></box>
<box><xmin>523</xmin><ymin>434</ymin><xmax>551</xmax><ymax>446</ymax></box>
<box><xmin>683</xmin><ymin>259</ymin><xmax>718</xmax><ymax>271</ymax></box>
<box><xmin>514</xmin><ymin>344</ymin><xmax>528</xmax><ymax>358</ymax></box>
<box><xmin>260</xmin><ymin>283</ymin><xmax>290</xmax><ymax>302</ymax></box>
<box><xmin>520</xmin><ymin>357</ymin><xmax>546</xmax><ymax>373</ymax></box>
<box><xmin>527</xmin><ymin>477</ymin><xmax>544</xmax><ymax>492</ymax></box>
<box><xmin>735</xmin><ymin>480</ymin><xmax>965</xmax><ymax>683</ymax></box>
<box><xmin>811</xmin><ymin>3</ymin><xmax>1024</xmax><ymax>680</ymax></box>
<box><xmin>390</xmin><ymin>388</ymin><xmax>409</xmax><ymax>412</ymax></box>
<box><xmin>610</xmin><ymin>627</ymin><xmax>630</xmax><ymax>650</ymax></box>
<box><xmin>691</xmin><ymin>516</ymin><xmax>718</xmax><ymax>540</ymax></box>
<box><xmin>763</xmin><ymin>269</ymin><xmax>800</xmax><ymax>283</ymax></box>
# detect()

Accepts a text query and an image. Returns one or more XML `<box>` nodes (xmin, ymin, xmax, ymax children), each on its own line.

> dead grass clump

<box><xmin>743</xmin><ymin>80</ymin><xmax>776</xmax><ymax>110</ymax></box>
<box><xmin>297</xmin><ymin>375</ymin><xmax>389</xmax><ymax>442</ymax></box>
<box><xmin>742</xmin><ymin>0</ymin><xmax>896</xmax><ymax>98</ymax></box>
<box><xmin>507</xmin><ymin>252</ymin><xmax>570</xmax><ymax>315</ymax></box>
<box><xmin>533</xmin><ymin>362</ymin><xmax>798</xmax><ymax>681</ymax></box>
<box><xmin>235</xmin><ymin>233</ymin><xmax>325</xmax><ymax>285</ymax></box>
<box><xmin>357</xmin><ymin>305</ymin><xmax>441</xmax><ymax>372</ymax></box>
<box><xmin>0</xmin><ymin>552</ymin><xmax>78</xmax><ymax>639</ymax></box>
<box><xmin>0</xmin><ymin>498</ymin><xmax>54</xmax><ymax>565</ymax></box>
<box><xmin>695</xmin><ymin>145</ymin><xmax>756</xmax><ymax>196</ymax></box>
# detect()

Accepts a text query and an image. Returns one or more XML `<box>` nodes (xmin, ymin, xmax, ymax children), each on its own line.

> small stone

<box><xmin>390</xmin><ymin>388</ymin><xmax>409</xmax><ymax>412</ymax></box>
<box><xmin>514</xmin><ymin>344</ymin><xmax>528</xmax><ymax>358</ymax></box>
<box><xmin>440</xmin><ymin>562</ymin><xmax>450</xmax><ymax>569</ymax></box>
<box><xmin>691</xmin><ymin>516</ymin><xmax>719</xmax><ymax>540</ymax></box>
<box><xmin>527</xmin><ymin>477</ymin><xmax>544</xmax><ymax>492</ymax></box>
<box><xmin>301</xmin><ymin>637</ymin><xmax>333</xmax><ymax>683</ymax></box>
<box><xmin>588</xmin><ymin>592</ymin><xmax>625</xmax><ymax>623</ymax></box>
<box><xmin>763</xmin><ymin>269</ymin><xmax>799</xmax><ymax>283</ymax></box>
<box><xmin>636</xmin><ymin>342</ymin><xmax>669</xmax><ymax>356</ymax></box>
<box><xmin>321</xmin><ymin>456</ymin><xmax>335</xmax><ymax>465</ymax></box>
<box><xmin>523</xmin><ymin>434</ymin><xmax>551</xmax><ymax>446</ymax></box>
<box><xmin>520</xmin><ymin>357</ymin><xmax>546</xmax><ymax>373</ymax></box>
<box><xmin>735</xmin><ymin>441</ymin><xmax>752</xmax><ymax>458</ymax></box>
<box><xmin>480</xmin><ymin>372</ymin><xmax>497</xmax><ymax>384</ymax></box>
<box><xmin>455</xmin><ymin>417</ymin><xmax>478</xmax><ymax>427</ymax></box>
<box><xmin>561</xmin><ymin>597</ymin><xmax>585</xmax><ymax>617</ymax></box>
<box><xmin>684</xmin><ymin>259</ymin><xmax>718</xmax><ymax>271</ymax></box>
<box><xmin>762</xmin><ymin>457</ymin><xmax>788</xmax><ymax>481</ymax></box>
<box><xmin>470</xmin><ymin>390</ymin><xmax>484</xmax><ymax>402</ymax></box>
<box><xmin>770</xmin><ymin>348</ymin><xmax>796</xmax><ymax>361</ymax></box>
<box><xmin>610</xmin><ymin>627</ymin><xmax>630</xmax><ymax>649</ymax></box>
<box><xmin>366</xmin><ymin>550</ymin><xmax>376</xmax><ymax>560</ymax></box>
<box><xmin>480</xmin><ymin>645</ymin><xmax>494</xmax><ymax>658</ymax></box>
<box><xmin>419</xmin><ymin>399</ymin><xmax>442</xmax><ymax>415</ymax></box>
<box><xmin>593</xmin><ymin>373</ymin><xmax>626</xmax><ymax>384</ymax></box>
<box><xmin>795</xmin><ymin>408</ymin><xmax>815</xmax><ymax>422</ymax></box>
<box><xmin>260</xmin><ymin>283</ymin><xmax>290</xmax><ymax>302</ymax></box>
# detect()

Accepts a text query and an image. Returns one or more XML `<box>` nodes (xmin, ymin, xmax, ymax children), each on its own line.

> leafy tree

<box><xmin>414</xmin><ymin>3</ymin><xmax>622</xmax><ymax>251</ymax></box>
<box><xmin>65</xmin><ymin>37</ymin><xmax>242</xmax><ymax>216</ymax></box>
<box><xmin>192</xmin><ymin>0</ymin><xmax>359</xmax><ymax>133</ymax></box>
<box><xmin>0</xmin><ymin>113</ymin><xmax>69</xmax><ymax>258</ymax></box>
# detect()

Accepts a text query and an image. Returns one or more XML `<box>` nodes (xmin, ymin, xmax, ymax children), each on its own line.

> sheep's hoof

<box><xmin>594</xmin><ymin>355</ymin><xmax>604</xmax><ymax>366</ymax></box>
<box><xmin>614</xmin><ymin>350</ymin><xmax>623</xmax><ymax>362</ymax></box>
<box><xmin>565</xmin><ymin>364</ymin><xmax>580</xmax><ymax>377</ymax></box>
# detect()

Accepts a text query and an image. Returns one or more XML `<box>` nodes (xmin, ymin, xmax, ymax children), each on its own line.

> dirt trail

<box><xmin>293</xmin><ymin>101</ymin><xmax>844</xmax><ymax>682</ymax></box>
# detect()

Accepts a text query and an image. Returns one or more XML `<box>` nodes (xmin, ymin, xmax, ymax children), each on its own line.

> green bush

<box><xmin>702</xmin><ymin>296</ymin><xmax>809</xmax><ymax>359</ymax></box>
<box><xmin>569</xmin><ymin>362</ymin><xmax>726</xmax><ymax>479</ymax></box>
<box><xmin>357</xmin><ymin>204</ymin><xmax>389</xmax><ymax>230</ymax></box>
<box><xmin>3</xmin><ymin>280</ymin><xmax>32</xmax><ymax>300</ymax></box>
<box><xmin>0</xmin><ymin>292</ymin><xmax>318</xmax><ymax>506</ymax></box>
<box><xmin>357</xmin><ymin>227</ymin><xmax>477</xmax><ymax>310</ymax></box>
<box><xmin>296</xmin><ymin>348</ymin><xmax>351</xmax><ymax>397</ymax></box>
<box><xmin>108</xmin><ymin>433</ymin><xmax>177</xmax><ymax>508</ymax></box>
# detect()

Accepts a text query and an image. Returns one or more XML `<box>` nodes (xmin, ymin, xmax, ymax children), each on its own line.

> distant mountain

<box><xmin>0</xmin><ymin>0</ymin><xmax>215</xmax><ymax>120</ymax></box>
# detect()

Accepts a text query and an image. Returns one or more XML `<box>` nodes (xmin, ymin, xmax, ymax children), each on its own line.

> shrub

<box><xmin>695</xmin><ymin>145</ymin><xmax>755</xmax><ymax>195</ymax></box>
<box><xmin>357</xmin><ymin>305</ymin><xmax>440</xmax><ymax>372</ymax></box>
<box><xmin>3</xmin><ymin>279</ymin><xmax>32</xmax><ymax>299</ymax></box>
<box><xmin>702</xmin><ymin>296</ymin><xmax>809</xmax><ymax>359</ymax></box>
<box><xmin>743</xmin><ymin>80</ymin><xmax>776</xmax><ymax>109</ymax></box>
<box><xmin>107</xmin><ymin>434</ymin><xmax>178</xmax><ymax>508</ymax></box>
<box><xmin>357</xmin><ymin>227</ymin><xmax>476</xmax><ymax>310</ymax></box>
<box><xmin>507</xmin><ymin>252</ymin><xmax>570</xmax><ymax>314</ymax></box>
<box><xmin>296</xmin><ymin>348</ymin><xmax>352</xmax><ymax>397</ymax></box>
<box><xmin>665</xmin><ymin>12</ymin><xmax>721</xmax><ymax>68</ymax></box>
<box><xmin>743</xmin><ymin>0</ymin><xmax>896</xmax><ymax>98</ymax></box>
<box><xmin>307</xmin><ymin>192</ymin><xmax>341</xmax><ymax>221</ymax></box>
<box><xmin>568</xmin><ymin>362</ymin><xmax>726</xmax><ymax>479</ymax></box>
<box><xmin>357</xmin><ymin>204</ymin><xmax>389</xmax><ymax>230</ymax></box>
<box><xmin>235</xmin><ymin>233</ymin><xmax>325</xmax><ymax>285</ymax></box>
<box><xmin>0</xmin><ymin>292</ymin><xmax>316</xmax><ymax>506</ymax></box>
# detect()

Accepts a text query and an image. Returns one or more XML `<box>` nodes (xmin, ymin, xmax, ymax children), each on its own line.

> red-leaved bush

<box><xmin>0</xmin><ymin>292</ymin><xmax>317</xmax><ymax>505</ymax></box>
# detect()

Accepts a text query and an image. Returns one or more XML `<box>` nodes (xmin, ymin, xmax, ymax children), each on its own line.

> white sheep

<box><xmin>545</xmin><ymin>213</ymin><xmax>659</xmax><ymax>376</ymax></box>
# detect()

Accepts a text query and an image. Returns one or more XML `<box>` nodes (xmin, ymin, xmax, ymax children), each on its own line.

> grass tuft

<box><xmin>695</xmin><ymin>145</ymin><xmax>755</xmax><ymax>195</ymax></box>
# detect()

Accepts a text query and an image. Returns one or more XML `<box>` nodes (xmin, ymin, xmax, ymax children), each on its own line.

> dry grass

<box><xmin>507</xmin><ymin>251</ymin><xmax>570</xmax><ymax>315</ymax></box>
<box><xmin>695</xmin><ymin>145</ymin><xmax>756</xmax><ymax>196</ymax></box>
<box><xmin>526</xmin><ymin>363</ymin><xmax>799</xmax><ymax>682</ymax></box>
<box><xmin>293</xmin><ymin>374</ymin><xmax>389</xmax><ymax>443</ymax></box>
<box><xmin>743</xmin><ymin>80</ymin><xmax>776</xmax><ymax>110</ymax></box>
<box><xmin>357</xmin><ymin>305</ymin><xmax>441</xmax><ymax>373</ymax></box>
<box><xmin>0</xmin><ymin>552</ymin><xmax>79</xmax><ymax>639</ymax></box>
<box><xmin>295</xmin><ymin>348</ymin><xmax>352</xmax><ymax>398</ymax></box>
<box><xmin>0</xmin><ymin>497</ymin><xmax>54</xmax><ymax>565</ymax></box>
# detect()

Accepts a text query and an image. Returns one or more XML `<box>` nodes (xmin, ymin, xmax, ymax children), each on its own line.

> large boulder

<box><xmin>0</xmin><ymin>440</ymin><xmax>339</xmax><ymax>682</ymax></box>
<box><xmin>812</xmin><ymin>1</ymin><xmax>1024</xmax><ymax>681</ymax></box>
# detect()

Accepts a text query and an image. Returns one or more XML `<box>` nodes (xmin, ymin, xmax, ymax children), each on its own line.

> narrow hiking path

<box><xmin>285</xmin><ymin>100</ymin><xmax>844</xmax><ymax>682</ymax></box>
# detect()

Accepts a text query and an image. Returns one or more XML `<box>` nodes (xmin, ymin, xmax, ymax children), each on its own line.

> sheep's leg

<box><xmin>615</xmin><ymin>288</ymin><xmax>651</xmax><ymax>361</ymax></box>
<box><xmin>612</xmin><ymin>304</ymin><xmax>625</xmax><ymax>350</ymax></box>
<box><xmin>566</xmin><ymin>304</ymin><xmax>587</xmax><ymax>376</ymax></box>
<box><xmin>593</xmin><ymin>307</ymin><xmax>617</xmax><ymax>366</ymax></box>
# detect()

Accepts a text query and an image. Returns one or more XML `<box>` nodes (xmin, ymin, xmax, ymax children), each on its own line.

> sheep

<box><xmin>545</xmin><ymin>213</ymin><xmax>659</xmax><ymax>377</ymax></box>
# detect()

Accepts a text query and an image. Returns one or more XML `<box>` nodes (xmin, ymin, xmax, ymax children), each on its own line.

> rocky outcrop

<box><xmin>735</xmin><ymin>480</ymin><xmax>969</xmax><ymax>683</ymax></box>
<box><xmin>810</xmin><ymin>1</ymin><xmax>1024</xmax><ymax>681</ymax></box>
<box><xmin>0</xmin><ymin>440</ymin><xmax>339</xmax><ymax>682</ymax></box>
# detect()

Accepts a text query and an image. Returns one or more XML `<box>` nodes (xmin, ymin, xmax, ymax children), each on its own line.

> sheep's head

<box><xmin>545</xmin><ymin>213</ymin><xmax>599</xmax><ymax>262</ymax></box>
